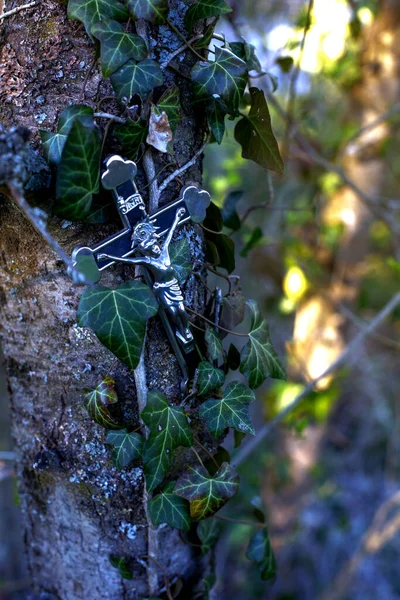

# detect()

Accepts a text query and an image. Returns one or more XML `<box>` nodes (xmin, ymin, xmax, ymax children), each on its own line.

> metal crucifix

<box><xmin>73</xmin><ymin>155</ymin><xmax>210</xmax><ymax>388</ymax></box>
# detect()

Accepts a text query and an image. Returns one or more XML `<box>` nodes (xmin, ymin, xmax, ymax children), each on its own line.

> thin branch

<box><xmin>191</xmin><ymin>446</ymin><xmax>206</xmax><ymax>469</ymax></box>
<box><xmin>0</xmin><ymin>0</ymin><xmax>37</xmax><ymax>20</ymax></box>
<box><xmin>142</xmin><ymin>555</ymin><xmax>173</xmax><ymax>600</ymax></box>
<box><xmin>141</xmin><ymin>162</ymin><xmax>176</xmax><ymax>191</ymax></box>
<box><xmin>233</xmin><ymin>292</ymin><xmax>400</xmax><ymax>468</ymax></box>
<box><xmin>345</xmin><ymin>102</ymin><xmax>400</xmax><ymax>147</ymax></box>
<box><xmin>193</xmin><ymin>436</ymin><xmax>219</xmax><ymax>469</ymax></box>
<box><xmin>166</xmin><ymin>19</ymin><xmax>205</xmax><ymax>62</ymax></box>
<box><xmin>161</xmin><ymin>34</ymin><xmax>203</xmax><ymax>69</ymax></box>
<box><xmin>78</xmin><ymin>57</ymin><xmax>97</xmax><ymax>103</ymax></box>
<box><xmin>241</xmin><ymin>171</ymin><xmax>274</xmax><ymax>224</ymax></box>
<box><xmin>187</xmin><ymin>306</ymin><xmax>248</xmax><ymax>337</ymax></box>
<box><xmin>158</xmin><ymin>136</ymin><xmax>210</xmax><ymax>195</ymax></box>
<box><xmin>143</xmin><ymin>148</ymin><xmax>159</xmax><ymax>212</ymax></box>
<box><xmin>94</xmin><ymin>112</ymin><xmax>125</xmax><ymax>124</ymax></box>
<box><xmin>200</xmin><ymin>223</ymin><xmax>223</xmax><ymax>235</ymax></box>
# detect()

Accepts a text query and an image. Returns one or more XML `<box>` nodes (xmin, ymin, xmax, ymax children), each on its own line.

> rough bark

<box><xmin>0</xmin><ymin>1</ymin><xmax>209</xmax><ymax>598</ymax></box>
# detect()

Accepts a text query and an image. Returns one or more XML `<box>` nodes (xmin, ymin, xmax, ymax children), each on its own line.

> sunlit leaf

<box><xmin>197</xmin><ymin>361</ymin><xmax>225</xmax><ymax>396</ymax></box>
<box><xmin>106</xmin><ymin>429</ymin><xmax>143</xmax><ymax>468</ymax></box>
<box><xmin>191</xmin><ymin>47</ymin><xmax>247</xmax><ymax>116</ymax></box>
<box><xmin>84</xmin><ymin>376</ymin><xmax>120</xmax><ymax>429</ymax></box>
<box><xmin>126</xmin><ymin>0</ymin><xmax>168</xmax><ymax>23</ymax></box>
<box><xmin>205</xmin><ymin>326</ymin><xmax>224</xmax><ymax>362</ymax></box>
<box><xmin>68</xmin><ymin>0</ymin><xmax>128</xmax><ymax>36</ymax></box>
<box><xmin>170</xmin><ymin>238</ymin><xmax>192</xmax><ymax>284</ymax></box>
<box><xmin>240</xmin><ymin>300</ymin><xmax>286</xmax><ymax>389</ymax></box>
<box><xmin>197</xmin><ymin>517</ymin><xmax>221</xmax><ymax>555</ymax></box>
<box><xmin>92</xmin><ymin>20</ymin><xmax>148</xmax><ymax>77</ymax></box>
<box><xmin>230</xmin><ymin>41</ymin><xmax>264</xmax><ymax>74</ymax></box>
<box><xmin>199</xmin><ymin>381</ymin><xmax>255</xmax><ymax>436</ymax></box>
<box><xmin>235</xmin><ymin>87</ymin><xmax>284</xmax><ymax>174</ymax></box>
<box><xmin>148</xmin><ymin>482</ymin><xmax>191</xmax><ymax>531</ymax></box>
<box><xmin>114</xmin><ymin>118</ymin><xmax>148</xmax><ymax>160</ymax></box>
<box><xmin>205</xmin><ymin>96</ymin><xmax>226</xmax><ymax>144</ymax></box>
<box><xmin>109</xmin><ymin>556</ymin><xmax>133</xmax><ymax>580</ymax></box>
<box><xmin>141</xmin><ymin>391</ymin><xmax>193</xmax><ymax>491</ymax></box>
<box><xmin>185</xmin><ymin>0</ymin><xmax>231</xmax><ymax>33</ymax></box>
<box><xmin>77</xmin><ymin>281</ymin><xmax>158</xmax><ymax>370</ymax></box>
<box><xmin>174</xmin><ymin>462</ymin><xmax>239</xmax><ymax>521</ymax></box>
<box><xmin>55</xmin><ymin>119</ymin><xmax>101</xmax><ymax>220</ymax></box>
<box><xmin>41</xmin><ymin>105</ymin><xmax>94</xmax><ymax>165</ymax></box>
<box><xmin>246</xmin><ymin>529</ymin><xmax>277</xmax><ymax>581</ymax></box>
<box><xmin>111</xmin><ymin>59</ymin><xmax>163</xmax><ymax>102</ymax></box>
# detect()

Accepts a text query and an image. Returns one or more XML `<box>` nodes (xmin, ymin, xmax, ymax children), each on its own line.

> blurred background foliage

<box><xmin>3</xmin><ymin>0</ymin><xmax>400</xmax><ymax>598</ymax></box>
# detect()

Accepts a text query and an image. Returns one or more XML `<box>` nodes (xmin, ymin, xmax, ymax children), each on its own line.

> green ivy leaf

<box><xmin>109</xmin><ymin>556</ymin><xmax>133</xmax><ymax>580</ymax></box>
<box><xmin>170</xmin><ymin>238</ymin><xmax>192</xmax><ymax>284</ymax></box>
<box><xmin>206</xmin><ymin>445</ymin><xmax>230</xmax><ymax>477</ymax></box>
<box><xmin>156</xmin><ymin>84</ymin><xmax>181</xmax><ymax>134</ymax></box>
<box><xmin>126</xmin><ymin>0</ymin><xmax>168</xmax><ymax>23</ymax></box>
<box><xmin>174</xmin><ymin>462</ymin><xmax>239</xmax><ymax>521</ymax></box>
<box><xmin>230</xmin><ymin>41</ymin><xmax>264</xmax><ymax>74</ymax></box>
<box><xmin>191</xmin><ymin>47</ymin><xmax>247</xmax><ymax>116</ymax></box>
<box><xmin>205</xmin><ymin>97</ymin><xmax>226</xmax><ymax>144</ymax></box>
<box><xmin>275</xmin><ymin>55</ymin><xmax>294</xmax><ymax>73</ymax></box>
<box><xmin>185</xmin><ymin>0</ymin><xmax>232</xmax><ymax>33</ymax></box>
<box><xmin>77</xmin><ymin>281</ymin><xmax>158</xmax><ymax>370</ymax></box>
<box><xmin>111</xmin><ymin>59</ymin><xmax>163</xmax><ymax>102</ymax></box>
<box><xmin>148</xmin><ymin>482</ymin><xmax>191</xmax><ymax>531</ymax></box>
<box><xmin>106</xmin><ymin>429</ymin><xmax>143</xmax><ymax>469</ymax></box>
<box><xmin>240</xmin><ymin>300</ymin><xmax>286</xmax><ymax>389</ymax></box>
<box><xmin>199</xmin><ymin>381</ymin><xmax>255</xmax><ymax>436</ymax></box>
<box><xmin>235</xmin><ymin>87</ymin><xmax>284</xmax><ymax>174</ymax></box>
<box><xmin>194</xmin><ymin>21</ymin><xmax>216</xmax><ymax>49</ymax></box>
<box><xmin>92</xmin><ymin>20</ymin><xmax>148</xmax><ymax>77</ymax></box>
<box><xmin>241</xmin><ymin>227</ymin><xmax>263</xmax><ymax>257</ymax></box>
<box><xmin>84</xmin><ymin>376</ymin><xmax>120</xmax><ymax>429</ymax></box>
<box><xmin>246</xmin><ymin>529</ymin><xmax>277</xmax><ymax>582</ymax></box>
<box><xmin>141</xmin><ymin>391</ymin><xmax>193</xmax><ymax>491</ymax></box>
<box><xmin>68</xmin><ymin>0</ymin><xmax>128</xmax><ymax>36</ymax></box>
<box><xmin>197</xmin><ymin>517</ymin><xmax>221</xmax><ymax>555</ymax></box>
<box><xmin>234</xmin><ymin>430</ymin><xmax>246</xmax><ymax>448</ymax></box>
<box><xmin>197</xmin><ymin>361</ymin><xmax>225</xmax><ymax>396</ymax></box>
<box><xmin>55</xmin><ymin>119</ymin><xmax>101</xmax><ymax>220</ymax></box>
<box><xmin>114</xmin><ymin>118</ymin><xmax>148</xmax><ymax>160</ymax></box>
<box><xmin>205</xmin><ymin>233</ymin><xmax>236</xmax><ymax>273</ymax></box>
<box><xmin>227</xmin><ymin>343</ymin><xmax>241</xmax><ymax>372</ymax></box>
<box><xmin>40</xmin><ymin>105</ymin><xmax>94</xmax><ymax>166</ymax></box>
<box><xmin>205</xmin><ymin>326</ymin><xmax>224</xmax><ymax>362</ymax></box>
<box><xmin>221</xmin><ymin>190</ymin><xmax>242</xmax><ymax>231</ymax></box>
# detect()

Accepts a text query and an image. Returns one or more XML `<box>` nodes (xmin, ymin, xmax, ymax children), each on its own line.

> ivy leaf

<box><xmin>191</xmin><ymin>47</ymin><xmax>247</xmax><ymax>116</ymax></box>
<box><xmin>141</xmin><ymin>391</ymin><xmax>193</xmax><ymax>491</ymax></box>
<box><xmin>148</xmin><ymin>482</ymin><xmax>191</xmax><ymax>531</ymax></box>
<box><xmin>246</xmin><ymin>529</ymin><xmax>277</xmax><ymax>582</ymax></box>
<box><xmin>241</xmin><ymin>227</ymin><xmax>263</xmax><ymax>257</ymax></box>
<box><xmin>84</xmin><ymin>376</ymin><xmax>120</xmax><ymax>429</ymax></box>
<box><xmin>109</xmin><ymin>556</ymin><xmax>133</xmax><ymax>580</ymax></box>
<box><xmin>194</xmin><ymin>21</ymin><xmax>216</xmax><ymax>49</ymax></box>
<box><xmin>240</xmin><ymin>300</ymin><xmax>286</xmax><ymax>389</ymax></box>
<box><xmin>185</xmin><ymin>0</ymin><xmax>232</xmax><ymax>33</ymax></box>
<box><xmin>197</xmin><ymin>361</ymin><xmax>225</xmax><ymax>396</ymax></box>
<box><xmin>92</xmin><ymin>20</ymin><xmax>148</xmax><ymax>78</ymax></box>
<box><xmin>234</xmin><ymin>430</ymin><xmax>246</xmax><ymax>448</ymax></box>
<box><xmin>221</xmin><ymin>190</ymin><xmax>242</xmax><ymax>231</ymax></box>
<box><xmin>111</xmin><ymin>59</ymin><xmax>163</xmax><ymax>102</ymax></box>
<box><xmin>156</xmin><ymin>84</ymin><xmax>181</xmax><ymax>134</ymax></box>
<box><xmin>199</xmin><ymin>381</ymin><xmax>256</xmax><ymax>436</ymax></box>
<box><xmin>114</xmin><ymin>118</ymin><xmax>148</xmax><ymax>160</ymax></box>
<box><xmin>235</xmin><ymin>87</ymin><xmax>284</xmax><ymax>174</ymax></box>
<box><xmin>126</xmin><ymin>0</ymin><xmax>168</xmax><ymax>23</ymax></box>
<box><xmin>77</xmin><ymin>281</ymin><xmax>158</xmax><ymax>370</ymax></box>
<box><xmin>227</xmin><ymin>343</ymin><xmax>241</xmax><ymax>372</ymax></box>
<box><xmin>205</xmin><ymin>97</ymin><xmax>226</xmax><ymax>144</ymax></box>
<box><xmin>275</xmin><ymin>55</ymin><xmax>294</xmax><ymax>73</ymax></box>
<box><xmin>230</xmin><ymin>41</ymin><xmax>264</xmax><ymax>74</ymax></box>
<box><xmin>106</xmin><ymin>429</ymin><xmax>143</xmax><ymax>469</ymax></box>
<box><xmin>205</xmin><ymin>326</ymin><xmax>224</xmax><ymax>362</ymax></box>
<box><xmin>68</xmin><ymin>0</ymin><xmax>128</xmax><ymax>36</ymax></box>
<box><xmin>174</xmin><ymin>462</ymin><xmax>239</xmax><ymax>521</ymax></box>
<box><xmin>170</xmin><ymin>238</ymin><xmax>192</xmax><ymax>284</ymax></box>
<box><xmin>206</xmin><ymin>233</ymin><xmax>235</xmax><ymax>273</ymax></box>
<box><xmin>40</xmin><ymin>105</ymin><xmax>94</xmax><ymax>166</ymax></box>
<box><xmin>55</xmin><ymin>119</ymin><xmax>101</xmax><ymax>220</ymax></box>
<box><xmin>197</xmin><ymin>518</ymin><xmax>221</xmax><ymax>555</ymax></box>
<box><xmin>220</xmin><ymin>292</ymin><xmax>246</xmax><ymax>334</ymax></box>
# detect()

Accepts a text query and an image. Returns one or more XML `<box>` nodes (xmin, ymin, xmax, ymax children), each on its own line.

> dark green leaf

<box><xmin>148</xmin><ymin>482</ymin><xmax>191</xmax><ymax>531</ymax></box>
<box><xmin>109</xmin><ymin>556</ymin><xmax>133</xmax><ymax>580</ymax></box>
<box><xmin>206</xmin><ymin>233</ymin><xmax>236</xmax><ymax>273</ymax></box>
<box><xmin>197</xmin><ymin>361</ymin><xmax>225</xmax><ymax>396</ymax></box>
<box><xmin>234</xmin><ymin>430</ymin><xmax>246</xmax><ymax>448</ymax></box>
<box><xmin>240</xmin><ymin>300</ymin><xmax>286</xmax><ymax>389</ymax></box>
<box><xmin>92</xmin><ymin>20</ymin><xmax>148</xmax><ymax>77</ymax></box>
<box><xmin>205</xmin><ymin>97</ymin><xmax>226</xmax><ymax>144</ymax></box>
<box><xmin>197</xmin><ymin>518</ymin><xmax>221</xmax><ymax>555</ymax></box>
<box><xmin>156</xmin><ymin>84</ymin><xmax>181</xmax><ymax>134</ymax></box>
<box><xmin>68</xmin><ymin>0</ymin><xmax>128</xmax><ymax>36</ymax></box>
<box><xmin>77</xmin><ymin>281</ymin><xmax>158</xmax><ymax>370</ymax></box>
<box><xmin>41</xmin><ymin>105</ymin><xmax>94</xmax><ymax>166</ymax></box>
<box><xmin>241</xmin><ymin>227</ymin><xmax>263</xmax><ymax>257</ymax></box>
<box><xmin>246</xmin><ymin>529</ymin><xmax>277</xmax><ymax>581</ymax></box>
<box><xmin>174</xmin><ymin>462</ymin><xmax>239</xmax><ymax>521</ymax></box>
<box><xmin>191</xmin><ymin>47</ymin><xmax>247</xmax><ymax>115</ymax></box>
<box><xmin>126</xmin><ymin>0</ymin><xmax>168</xmax><ymax>23</ymax></box>
<box><xmin>185</xmin><ymin>0</ymin><xmax>231</xmax><ymax>33</ymax></box>
<box><xmin>230</xmin><ymin>41</ymin><xmax>264</xmax><ymax>74</ymax></box>
<box><xmin>111</xmin><ymin>59</ymin><xmax>163</xmax><ymax>102</ymax></box>
<box><xmin>40</xmin><ymin>131</ymin><xmax>66</xmax><ymax>166</ymax></box>
<box><xmin>205</xmin><ymin>326</ymin><xmax>224</xmax><ymax>362</ymax></box>
<box><xmin>184</xmin><ymin>187</ymin><xmax>212</xmax><ymax>223</ymax></box>
<box><xmin>220</xmin><ymin>292</ymin><xmax>246</xmax><ymax>333</ymax></box>
<box><xmin>84</xmin><ymin>376</ymin><xmax>120</xmax><ymax>429</ymax></box>
<box><xmin>142</xmin><ymin>391</ymin><xmax>193</xmax><ymax>491</ymax></box>
<box><xmin>275</xmin><ymin>55</ymin><xmax>294</xmax><ymax>73</ymax></box>
<box><xmin>194</xmin><ymin>21</ymin><xmax>217</xmax><ymax>48</ymax></box>
<box><xmin>55</xmin><ymin>119</ymin><xmax>101</xmax><ymax>220</ymax></box>
<box><xmin>199</xmin><ymin>381</ymin><xmax>255</xmax><ymax>436</ymax></box>
<box><xmin>114</xmin><ymin>118</ymin><xmax>148</xmax><ymax>160</ymax></box>
<box><xmin>235</xmin><ymin>87</ymin><xmax>284</xmax><ymax>174</ymax></box>
<box><xmin>206</xmin><ymin>445</ymin><xmax>230</xmax><ymax>476</ymax></box>
<box><xmin>106</xmin><ymin>429</ymin><xmax>143</xmax><ymax>469</ymax></box>
<box><xmin>221</xmin><ymin>190</ymin><xmax>242</xmax><ymax>230</ymax></box>
<box><xmin>170</xmin><ymin>238</ymin><xmax>192</xmax><ymax>284</ymax></box>
<box><xmin>204</xmin><ymin>201</ymin><xmax>223</xmax><ymax>232</ymax></box>
<box><xmin>227</xmin><ymin>343</ymin><xmax>241</xmax><ymax>372</ymax></box>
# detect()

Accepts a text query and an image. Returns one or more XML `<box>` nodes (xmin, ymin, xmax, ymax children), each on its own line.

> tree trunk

<box><xmin>0</xmin><ymin>1</ymin><xmax>208</xmax><ymax>598</ymax></box>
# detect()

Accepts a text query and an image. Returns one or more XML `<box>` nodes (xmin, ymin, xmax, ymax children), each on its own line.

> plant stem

<box><xmin>187</xmin><ymin>307</ymin><xmax>248</xmax><ymax>338</ymax></box>
<box><xmin>167</xmin><ymin>19</ymin><xmax>205</xmax><ymax>62</ymax></box>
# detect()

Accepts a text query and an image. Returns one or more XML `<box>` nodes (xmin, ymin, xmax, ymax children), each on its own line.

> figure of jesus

<box><xmin>97</xmin><ymin>208</ymin><xmax>193</xmax><ymax>345</ymax></box>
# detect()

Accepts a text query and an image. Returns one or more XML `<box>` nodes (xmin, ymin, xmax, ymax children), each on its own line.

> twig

<box><xmin>193</xmin><ymin>436</ymin><xmax>219</xmax><ymax>469</ymax></box>
<box><xmin>187</xmin><ymin>306</ymin><xmax>248</xmax><ymax>337</ymax></box>
<box><xmin>141</xmin><ymin>162</ymin><xmax>176</xmax><ymax>191</ymax></box>
<box><xmin>7</xmin><ymin>183</ymin><xmax>92</xmax><ymax>286</ymax></box>
<box><xmin>94</xmin><ymin>112</ymin><xmax>125</xmax><ymax>124</ymax></box>
<box><xmin>142</xmin><ymin>555</ymin><xmax>173</xmax><ymax>600</ymax></box>
<box><xmin>191</xmin><ymin>446</ymin><xmax>206</xmax><ymax>469</ymax></box>
<box><xmin>0</xmin><ymin>0</ymin><xmax>37</xmax><ymax>20</ymax></box>
<box><xmin>232</xmin><ymin>292</ymin><xmax>400</xmax><ymax>468</ymax></box>
<box><xmin>100</xmin><ymin>118</ymin><xmax>114</xmax><ymax>160</ymax></box>
<box><xmin>200</xmin><ymin>223</ymin><xmax>223</xmax><ymax>235</ymax></box>
<box><xmin>214</xmin><ymin>514</ymin><xmax>266</xmax><ymax>529</ymax></box>
<box><xmin>241</xmin><ymin>171</ymin><xmax>274</xmax><ymax>224</ymax></box>
<box><xmin>158</xmin><ymin>136</ymin><xmax>210</xmax><ymax>195</ymax></box>
<box><xmin>161</xmin><ymin>34</ymin><xmax>203</xmax><ymax>69</ymax></box>
<box><xmin>166</xmin><ymin>19</ymin><xmax>205</xmax><ymax>62</ymax></box>
<box><xmin>143</xmin><ymin>148</ymin><xmax>159</xmax><ymax>212</ymax></box>
<box><xmin>78</xmin><ymin>57</ymin><xmax>97</xmax><ymax>103</ymax></box>
<box><xmin>345</xmin><ymin>102</ymin><xmax>400</xmax><ymax>147</ymax></box>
